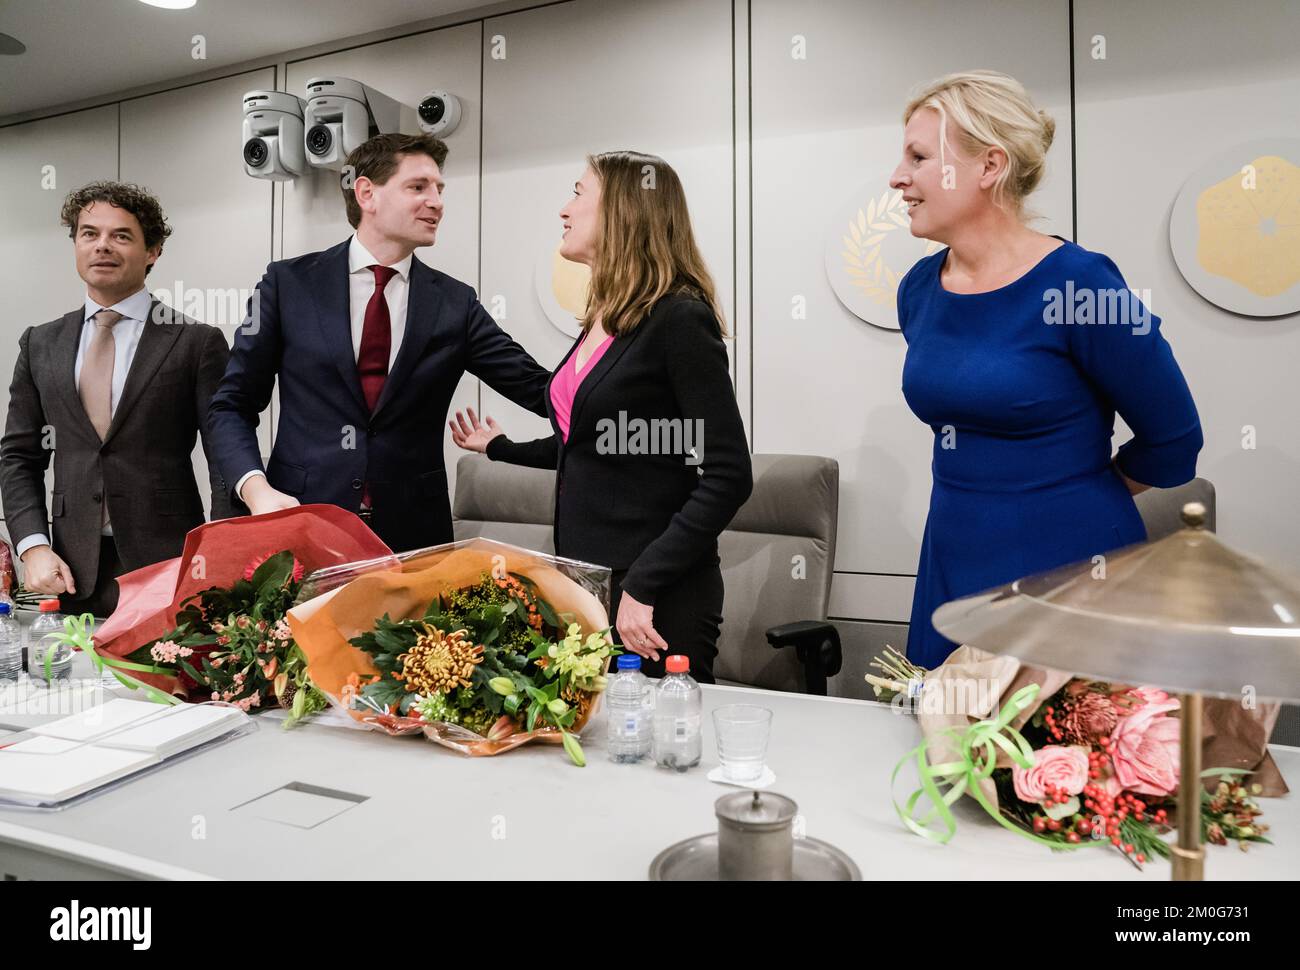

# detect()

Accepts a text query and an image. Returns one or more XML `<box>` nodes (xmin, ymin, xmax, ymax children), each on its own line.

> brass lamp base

<box><xmin>1173</xmin><ymin>692</ymin><xmax>1204</xmax><ymax>881</ymax></box>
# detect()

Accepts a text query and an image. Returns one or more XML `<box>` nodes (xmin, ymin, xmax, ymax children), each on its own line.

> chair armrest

<box><xmin>765</xmin><ymin>620</ymin><xmax>843</xmax><ymax>696</ymax></box>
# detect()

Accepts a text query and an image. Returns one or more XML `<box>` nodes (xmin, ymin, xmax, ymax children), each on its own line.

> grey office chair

<box><xmin>717</xmin><ymin>454</ymin><xmax>840</xmax><ymax>694</ymax></box>
<box><xmin>451</xmin><ymin>452</ymin><xmax>842</xmax><ymax>695</ymax></box>
<box><xmin>451</xmin><ymin>454</ymin><xmax>557</xmax><ymax>554</ymax></box>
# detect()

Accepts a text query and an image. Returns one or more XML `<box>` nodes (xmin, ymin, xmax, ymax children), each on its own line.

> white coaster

<box><xmin>707</xmin><ymin>765</ymin><xmax>776</xmax><ymax>789</ymax></box>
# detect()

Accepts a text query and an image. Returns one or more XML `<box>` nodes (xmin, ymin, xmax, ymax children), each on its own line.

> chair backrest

<box><xmin>716</xmin><ymin>454</ymin><xmax>838</xmax><ymax>691</ymax></box>
<box><xmin>451</xmin><ymin>452</ymin><xmax>840</xmax><ymax>692</ymax></box>
<box><xmin>1133</xmin><ymin>477</ymin><xmax>1216</xmax><ymax>538</ymax></box>
<box><xmin>451</xmin><ymin>453</ymin><xmax>557</xmax><ymax>553</ymax></box>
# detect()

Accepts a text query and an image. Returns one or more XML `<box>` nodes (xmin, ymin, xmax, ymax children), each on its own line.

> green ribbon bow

<box><xmin>41</xmin><ymin>613</ymin><xmax>178</xmax><ymax>706</ymax></box>
<box><xmin>892</xmin><ymin>682</ymin><xmax>1099</xmax><ymax>850</ymax></box>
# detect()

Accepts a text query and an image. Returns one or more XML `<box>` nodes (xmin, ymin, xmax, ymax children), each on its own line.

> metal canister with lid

<box><xmin>714</xmin><ymin>790</ymin><xmax>797</xmax><ymax>880</ymax></box>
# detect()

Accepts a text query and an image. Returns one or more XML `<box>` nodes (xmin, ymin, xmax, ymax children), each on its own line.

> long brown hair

<box><xmin>583</xmin><ymin>151</ymin><xmax>725</xmax><ymax>337</ymax></box>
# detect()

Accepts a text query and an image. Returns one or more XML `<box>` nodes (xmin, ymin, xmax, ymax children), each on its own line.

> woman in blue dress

<box><xmin>889</xmin><ymin>71</ymin><xmax>1202</xmax><ymax>669</ymax></box>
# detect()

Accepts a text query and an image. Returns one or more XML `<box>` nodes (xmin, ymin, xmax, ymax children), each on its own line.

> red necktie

<box><xmin>358</xmin><ymin>264</ymin><xmax>397</xmax><ymax>412</ymax></box>
<box><xmin>358</xmin><ymin>264</ymin><xmax>397</xmax><ymax>510</ymax></box>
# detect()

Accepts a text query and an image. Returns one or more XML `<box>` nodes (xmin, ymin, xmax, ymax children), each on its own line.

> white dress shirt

<box><xmin>235</xmin><ymin>235</ymin><xmax>412</xmax><ymax>501</ymax></box>
<box><xmin>16</xmin><ymin>287</ymin><xmax>151</xmax><ymax>559</ymax></box>
<box><xmin>348</xmin><ymin>234</ymin><xmax>411</xmax><ymax>370</ymax></box>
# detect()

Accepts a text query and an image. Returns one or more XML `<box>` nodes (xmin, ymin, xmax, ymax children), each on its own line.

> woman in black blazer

<box><xmin>451</xmin><ymin>151</ymin><xmax>752</xmax><ymax>683</ymax></box>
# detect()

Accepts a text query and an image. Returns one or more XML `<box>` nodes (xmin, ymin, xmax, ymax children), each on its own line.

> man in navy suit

<box><xmin>207</xmin><ymin>132</ymin><xmax>550</xmax><ymax>552</ymax></box>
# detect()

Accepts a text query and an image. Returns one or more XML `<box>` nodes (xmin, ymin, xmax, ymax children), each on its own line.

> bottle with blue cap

<box><xmin>606</xmin><ymin>653</ymin><xmax>654</xmax><ymax>763</ymax></box>
<box><xmin>0</xmin><ymin>602</ymin><xmax>22</xmax><ymax>683</ymax></box>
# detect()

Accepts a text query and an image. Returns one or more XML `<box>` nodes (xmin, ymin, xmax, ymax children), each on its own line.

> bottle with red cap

<box><xmin>29</xmin><ymin>599</ymin><xmax>71</xmax><ymax>685</ymax></box>
<box><xmin>653</xmin><ymin>654</ymin><xmax>702</xmax><ymax>771</ymax></box>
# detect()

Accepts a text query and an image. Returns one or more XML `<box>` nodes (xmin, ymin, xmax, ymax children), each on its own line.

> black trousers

<box><xmin>608</xmin><ymin>557</ymin><xmax>723</xmax><ymax>684</ymax></box>
<box><xmin>59</xmin><ymin>536</ymin><xmax>123</xmax><ymax>619</ymax></box>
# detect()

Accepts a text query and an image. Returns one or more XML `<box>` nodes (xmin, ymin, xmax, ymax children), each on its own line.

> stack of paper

<box><xmin>0</xmin><ymin>700</ymin><xmax>246</xmax><ymax>805</ymax></box>
<box><xmin>0</xmin><ymin>735</ymin><xmax>155</xmax><ymax>803</ymax></box>
<box><xmin>83</xmin><ymin>702</ymin><xmax>247</xmax><ymax>758</ymax></box>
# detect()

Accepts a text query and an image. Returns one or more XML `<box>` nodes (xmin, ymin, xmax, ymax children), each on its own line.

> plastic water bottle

<box><xmin>29</xmin><ymin>600</ymin><xmax>71</xmax><ymax>686</ymax></box>
<box><xmin>606</xmin><ymin>654</ymin><xmax>653</xmax><ymax>763</ymax></box>
<box><xmin>653</xmin><ymin>654</ymin><xmax>702</xmax><ymax>771</ymax></box>
<box><xmin>0</xmin><ymin>603</ymin><xmax>20</xmax><ymax>683</ymax></box>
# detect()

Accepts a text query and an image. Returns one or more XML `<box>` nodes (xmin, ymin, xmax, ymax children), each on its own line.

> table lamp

<box><xmin>931</xmin><ymin>503</ymin><xmax>1300</xmax><ymax>880</ymax></box>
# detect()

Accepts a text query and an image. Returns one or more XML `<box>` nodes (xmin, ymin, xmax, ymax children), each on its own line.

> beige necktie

<box><xmin>79</xmin><ymin>308</ymin><xmax>121</xmax><ymax>526</ymax></box>
<box><xmin>79</xmin><ymin>309</ymin><xmax>121</xmax><ymax>439</ymax></box>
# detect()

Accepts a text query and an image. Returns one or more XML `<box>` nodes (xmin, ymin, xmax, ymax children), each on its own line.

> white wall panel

<box><xmin>750</xmin><ymin>0</ymin><xmax>1074</xmax><ymax>601</ymax></box>
<box><xmin>119</xmin><ymin>69</ymin><xmax>276</xmax><ymax>516</ymax></box>
<box><xmin>1075</xmin><ymin>0</ymin><xmax>1300</xmax><ymax>568</ymax></box>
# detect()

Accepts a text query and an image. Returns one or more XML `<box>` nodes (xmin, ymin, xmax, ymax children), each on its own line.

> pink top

<box><xmin>551</xmin><ymin>333</ymin><xmax>615</xmax><ymax>442</ymax></box>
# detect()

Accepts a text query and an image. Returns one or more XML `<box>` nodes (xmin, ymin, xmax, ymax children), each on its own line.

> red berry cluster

<box><xmin>1080</xmin><ymin>781</ymin><xmax>1169</xmax><ymax>864</ymax></box>
<box><xmin>1043</xmin><ymin>704</ymin><xmax>1064</xmax><ymax>742</ymax></box>
<box><xmin>1031</xmin><ymin>813</ymin><xmax>1086</xmax><ymax>843</ymax></box>
<box><xmin>1040</xmin><ymin>783</ymin><xmax>1073</xmax><ymax>808</ymax></box>
<box><xmin>1087</xmin><ymin>741</ymin><xmax>1111</xmax><ymax>781</ymax></box>
<box><xmin>1030</xmin><ymin>782</ymin><xmax>1086</xmax><ymax>843</ymax></box>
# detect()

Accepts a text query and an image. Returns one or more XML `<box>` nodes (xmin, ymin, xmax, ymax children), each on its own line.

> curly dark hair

<box><xmin>60</xmin><ymin>181</ymin><xmax>172</xmax><ymax>275</ymax></box>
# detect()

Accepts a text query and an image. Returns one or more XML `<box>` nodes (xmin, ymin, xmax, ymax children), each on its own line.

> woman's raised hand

<box><xmin>449</xmin><ymin>407</ymin><xmax>505</xmax><ymax>453</ymax></box>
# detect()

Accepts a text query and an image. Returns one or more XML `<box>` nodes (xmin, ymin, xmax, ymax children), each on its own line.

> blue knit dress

<box><xmin>899</xmin><ymin>237</ymin><xmax>1202</xmax><ymax>669</ymax></box>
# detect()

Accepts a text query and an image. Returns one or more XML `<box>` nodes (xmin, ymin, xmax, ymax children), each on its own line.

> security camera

<box><xmin>302</xmin><ymin>76</ymin><xmax>402</xmax><ymax>170</ymax></box>
<box><xmin>417</xmin><ymin>89</ymin><xmax>462</xmax><ymax>137</ymax></box>
<box><xmin>241</xmin><ymin>91</ymin><xmax>307</xmax><ymax>180</ymax></box>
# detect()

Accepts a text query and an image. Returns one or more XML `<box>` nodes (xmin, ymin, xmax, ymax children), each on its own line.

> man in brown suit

<box><xmin>1</xmin><ymin>181</ymin><xmax>239</xmax><ymax>617</ymax></box>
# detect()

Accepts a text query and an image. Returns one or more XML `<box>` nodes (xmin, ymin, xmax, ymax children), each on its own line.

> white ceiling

<box><xmin>0</xmin><ymin>0</ymin><xmax>501</xmax><ymax>120</ymax></box>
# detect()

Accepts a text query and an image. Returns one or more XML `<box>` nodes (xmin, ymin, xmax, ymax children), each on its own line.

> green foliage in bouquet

<box><xmin>1201</xmin><ymin>768</ymin><xmax>1272</xmax><ymax>850</ymax></box>
<box><xmin>124</xmin><ymin>551</ymin><xmax>327</xmax><ymax>727</ymax></box>
<box><xmin>348</xmin><ymin>570</ymin><xmax>616</xmax><ymax>765</ymax></box>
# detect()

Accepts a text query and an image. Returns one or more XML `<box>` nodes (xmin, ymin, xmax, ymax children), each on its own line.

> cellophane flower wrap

<box><xmin>88</xmin><ymin>505</ymin><xmax>393</xmax><ymax>699</ymax></box>
<box><xmin>286</xmin><ymin>538</ymin><xmax>614</xmax><ymax>764</ymax></box>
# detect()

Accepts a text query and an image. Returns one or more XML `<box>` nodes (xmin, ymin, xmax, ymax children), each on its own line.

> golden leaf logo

<box><xmin>840</xmin><ymin>189</ymin><xmax>938</xmax><ymax>304</ymax></box>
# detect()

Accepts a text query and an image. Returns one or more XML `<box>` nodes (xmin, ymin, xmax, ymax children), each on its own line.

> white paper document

<box><xmin>0</xmin><ymin>700</ymin><xmax>247</xmax><ymax>805</ymax></box>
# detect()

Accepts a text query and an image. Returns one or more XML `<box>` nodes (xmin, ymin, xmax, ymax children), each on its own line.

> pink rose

<box><xmin>1013</xmin><ymin>745</ymin><xmax>1089</xmax><ymax>803</ymax></box>
<box><xmin>1109</xmin><ymin>688</ymin><xmax>1180</xmax><ymax>796</ymax></box>
<box><xmin>1130</xmin><ymin>686</ymin><xmax>1175</xmax><ymax>707</ymax></box>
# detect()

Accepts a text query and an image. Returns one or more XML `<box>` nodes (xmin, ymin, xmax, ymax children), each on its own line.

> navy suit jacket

<box><xmin>207</xmin><ymin>238</ymin><xmax>550</xmax><ymax>552</ymax></box>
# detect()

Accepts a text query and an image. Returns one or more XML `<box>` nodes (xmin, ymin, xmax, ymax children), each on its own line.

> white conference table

<box><xmin>1</xmin><ymin>656</ymin><xmax>1296</xmax><ymax>880</ymax></box>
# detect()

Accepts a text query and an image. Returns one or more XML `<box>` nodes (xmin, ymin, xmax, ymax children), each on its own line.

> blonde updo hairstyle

<box><xmin>902</xmin><ymin>70</ymin><xmax>1055</xmax><ymax>221</ymax></box>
